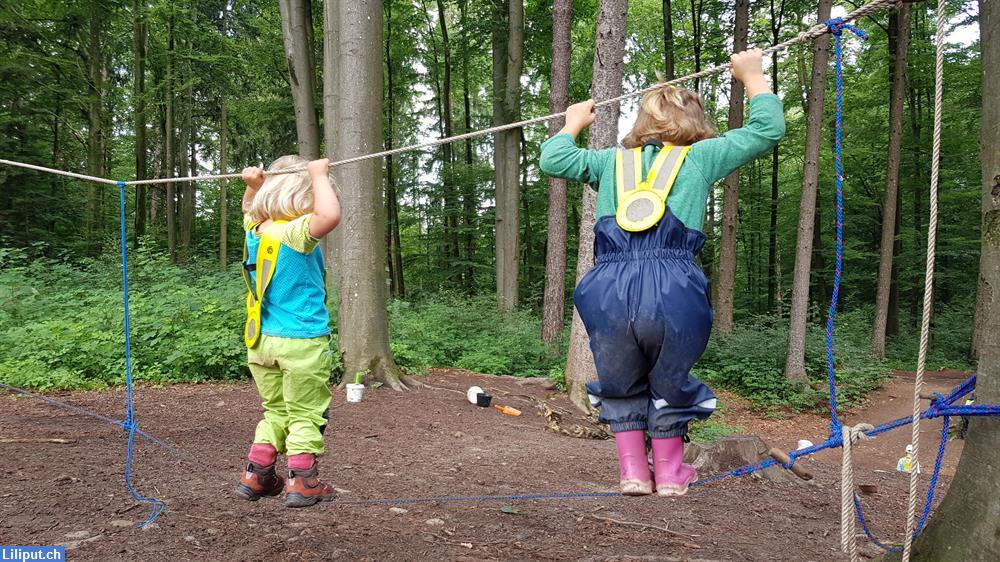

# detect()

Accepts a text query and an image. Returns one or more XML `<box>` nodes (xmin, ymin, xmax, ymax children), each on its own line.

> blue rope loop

<box><xmin>117</xmin><ymin>181</ymin><xmax>165</xmax><ymax>528</ymax></box>
<box><xmin>825</xmin><ymin>17</ymin><xmax>871</xmax><ymax>40</ymax></box>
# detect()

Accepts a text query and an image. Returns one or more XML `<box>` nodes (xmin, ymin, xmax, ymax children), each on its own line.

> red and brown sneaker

<box><xmin>233</xmin><ymin>462</ymin><xmax>285</xmax><ymax>501</ymax></box>
<box><xmin>285</xmin><ymin>466</ymin><xmax>337</xmax><ymax>508</ymax></box>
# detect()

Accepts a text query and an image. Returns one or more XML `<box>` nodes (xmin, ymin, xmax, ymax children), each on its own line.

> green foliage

<box><xmin>388</xmin><ymin>294</ymin><xmax>564</xmax><ymax>378</ymax></box>
<box><xmin>0</xmin><ymin>245</ymin><xmax>255</xmax><ymax>389</ymax></box>
<box><xmin>696</xmin><ymin>310</ymin><xmax>890</xmax><ymax>410</ymax></box>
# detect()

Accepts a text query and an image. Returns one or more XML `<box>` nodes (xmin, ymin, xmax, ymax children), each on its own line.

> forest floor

<box><xmin>0</xmin><ymin>369</ymin><xmax>971</xmax><ymax>561</ymax></box>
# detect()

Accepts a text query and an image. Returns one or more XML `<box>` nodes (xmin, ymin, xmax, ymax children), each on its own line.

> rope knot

<box><xmin>845</xmin><ymin>423</ymin><xmax>875</xmax><ymax>445</ymax></box>
<box><xmin>825</xmin><ymin>17</ymin><xmax>869</xmax><ymax>41</ymax></box>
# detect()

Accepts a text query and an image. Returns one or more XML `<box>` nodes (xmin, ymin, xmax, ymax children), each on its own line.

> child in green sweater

<box><xmin>539</xmin><ymin>49</ymin><xmax>785</xmax><ymax>497</ymax></box>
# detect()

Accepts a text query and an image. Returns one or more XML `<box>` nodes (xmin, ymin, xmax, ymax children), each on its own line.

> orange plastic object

<box><xmin>494</xmin><ymin>405</ymin><xmax>522</xmax><ymax>416</ymax></box>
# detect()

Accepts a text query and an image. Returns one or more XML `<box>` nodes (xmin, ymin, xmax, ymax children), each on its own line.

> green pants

<box><xmin>248</xmin><ymin>334</ymin><xmax>334</xmax><ymax>456</ymax></box>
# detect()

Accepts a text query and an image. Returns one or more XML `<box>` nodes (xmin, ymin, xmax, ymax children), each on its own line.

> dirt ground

<box><xmin>0</xmin><ymin>369</ymin><xmax>970</xmax><ymax>561</ymax></box>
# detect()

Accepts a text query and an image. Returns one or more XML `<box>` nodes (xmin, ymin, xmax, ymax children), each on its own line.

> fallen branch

<box><xmin>0</xmin><ymin>437</ymin><xmax>74</xmax><ymax>444</ymax></box>
<box><xmin>589</xmin><ymin>515</ymin><xmax>697</xmax><ymax>540</ymax></box>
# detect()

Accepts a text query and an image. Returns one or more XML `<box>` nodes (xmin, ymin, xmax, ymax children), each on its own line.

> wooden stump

<box><xmin>683</xmin><ymin>435</ymin><xmax>805</xmax><ymax>484</ymax></box>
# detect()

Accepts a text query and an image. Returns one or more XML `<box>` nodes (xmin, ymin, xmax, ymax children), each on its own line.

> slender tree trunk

<box><xmin>165</xmin><ymin>10</ymin><xmax>177</xmax><ymax>263</ymax></box>
<box><xmin>910</xmin><ymin>2</ymin><xmax>999</xmax><ymax>555</ymax></box>
<box><xmin>132</xmin><ymin>0</ymin><xmax>148</xmax><ymax>248</ymax></box>
<box><xmin>873</xmin><ymin>5</ymin><xmax>911</xmax><ymax>358</ymax></box>
<box><xmin>783</xmin><ymin>0</ymin><xmax>832</xmax><ymax>381</ymax></box>
<box><xmin>909</xmin><ymin>71</ymin><xmax>924</xmax><ymax>328</ymax></box>
<box><xmin>565</xmin><ymin>0</ymin><xmax>628</xmax><ymax>412</ymax></box>
<box><xmin>662</xmin><ymin>0</ymin><xmax>674</xmax><ymax>80</ymax></box>
<box><xmin>689</xmin><ymin>0</ymin><xmax>703</xmax><ymax>92</ymax></box>
<box><xmin>492</xmin><ymin>0</ymin><xmax>524</xmax><ymax>311</ymax></box>
<box><xmin>459</xmin><ymin>0</ymin><xmax>477</xmax><ymax>288</ymax></box>
<box><xmin>85</xmin><ymin>3</ymin><xmax>106</xmax><ymax>255</ymax></box>
<box><xmin>766</xmin><ymin>0</ymin><xmax>786</xmax><ymax>312</ymax></box>
<box><xmin>178</xmin><ymin>50</ymin><xmax>194</xmax><ymax>264</ymax></box>
<box><xmin>219</xmin><ymin>100</ymin><xmax>229</xmax><ymax>271</ymax></box>
<box><xmin>333</xmin><ymin>0</ymin><xmax>405</xmax><ymax>389</ymax></box>
<box><xmin>384</xmin><ymin>1</ymin><xmax>405</xmax><ymax>299</ymax></box>
<box><xmin>437</xmin><ymin>0</ymin><xmax>461</xmax><ymax>270</ymax></box>
<box><xmin>714</xmin><ymin>0</ymin><xmax>749</xmax><ymax>335</ymax></box>
<box><xmin>541</xmin><ymin>0</ymin><xmax>573</xmax><ymax>348</ymax></box>
<box><xmin>278</xmin><ymin>0</ymin><xmax>321</xmax><ymax>159</ymax></box>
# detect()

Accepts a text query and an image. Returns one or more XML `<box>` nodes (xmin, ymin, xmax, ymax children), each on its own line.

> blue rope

<box><xmin>823</xmin><ymin>17</ymin><xmax>869</xmax><ymax>436</ymax></box>
<box><xmin>117</xmin><ymin>181</ymin><xmax>165</xmax><ymax>528</ymax></box>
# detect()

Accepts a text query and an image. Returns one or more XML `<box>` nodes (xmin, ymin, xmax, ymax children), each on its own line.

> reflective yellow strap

<box><xmin>646</xmin><ymin>145</ymin><xmax>691</xmax><ymax>203</ymax></box>
<box><xmin>615</xmin><ymin>147</ymin><xmax>643</xmax><ymax>203</ymax></box>
<box><xmin>243</xmin><ymin>219</ymin><xmax>288</xmax><ymax>348</ymax></box>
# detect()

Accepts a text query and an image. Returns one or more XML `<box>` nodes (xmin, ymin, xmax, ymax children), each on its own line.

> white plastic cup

<box><xmin>346</xmin><ymin>383</ymin><xmax>365</xmax><ymax>403</ymax></box>
<box><xmin>467</xmin><ymin>386</ymin><xmax>484</xmax><ymax>404</ymax></box>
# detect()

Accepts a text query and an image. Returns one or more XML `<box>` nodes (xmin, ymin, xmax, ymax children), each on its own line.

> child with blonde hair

<box><xmin>234</xmin><ymin>155</ymin><xmax>342</xmax><ymax>507</ymax></box>
<box><xmin>540</xmin><ymin>49</ymin><xmax>784</xmax><ymax>497</ymax></box>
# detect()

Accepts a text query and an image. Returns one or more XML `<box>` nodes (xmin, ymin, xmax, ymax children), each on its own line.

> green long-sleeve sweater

<box><xmin>539</xmin><ymin>93</ymin><xmax>786</xmax><ymax>232</ymax></box>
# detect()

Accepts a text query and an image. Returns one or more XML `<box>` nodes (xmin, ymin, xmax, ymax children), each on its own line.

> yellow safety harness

<box><xmin>242</xmin><ymin>220</ymin><xmax>288</xmax><ymax>348</ymax></box>
<box><xmin>615</xmin><ymin>144</ymin><xmax>691</xmax><ymax>232</ymax></box>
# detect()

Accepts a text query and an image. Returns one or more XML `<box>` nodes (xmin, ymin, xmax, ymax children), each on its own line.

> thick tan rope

<box><xmin>841</xmin><ymin>423</ymin><xmax>875</xmax><ymax>561</ymax></box>
<box><xmin>0</xmin><ymin>0</ymin><xmax>902</xmax><ymax>187</ymax></box>
<box><xmin>902</xmin><ymin>0</ymin><xmax>944</xmax><ymax>559</ymax></box>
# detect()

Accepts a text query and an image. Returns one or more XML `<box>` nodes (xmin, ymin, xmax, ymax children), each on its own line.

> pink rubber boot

<box><xmin>651</xmin><ymin>437</ymin><xmax>697</xmax><ymax>497</ymax></box>
<box><xmin>614</xmin><ymin>430</ymin><xmax>653</xmax><ymax>496</ymax></box>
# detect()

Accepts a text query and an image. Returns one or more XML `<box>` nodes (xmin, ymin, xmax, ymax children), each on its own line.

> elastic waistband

<box><xmin>595</xmin><ymin>248</ymin><xmax>696</xmax><ymax>264</ymax></box>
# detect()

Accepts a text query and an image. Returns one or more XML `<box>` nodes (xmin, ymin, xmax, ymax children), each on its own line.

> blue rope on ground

<box><xmin>117</xmin><ymin>181</ymin><xmax>165</xmax><ymax>528</ymax></box>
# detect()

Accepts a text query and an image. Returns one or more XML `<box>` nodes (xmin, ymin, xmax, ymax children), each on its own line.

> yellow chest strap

<box><xmin>241</xmin><ymin>220</ymin><xmax>288</xmax><ymax>348</ymax></box>
<box><xmin>615</xmin><ymin>145</ymin><xmax>691</xmax><ymax>232</ymax></box>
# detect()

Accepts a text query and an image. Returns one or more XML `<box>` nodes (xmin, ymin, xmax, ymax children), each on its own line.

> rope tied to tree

<box><xmin>841</xmin><ymin>423</ymin><xmax>875</xmax><ymax>561</ymax></box>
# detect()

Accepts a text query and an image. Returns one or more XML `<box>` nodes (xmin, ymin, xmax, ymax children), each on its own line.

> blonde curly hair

<box><xmin>247</xmin><ymin>155</ymin><xmax>313</xmax><ymax>221</ymax></box>
<box><xmin>621</xmin><ymin>85</ymin><xmax>716</xmax><ymax>148</ymax></box>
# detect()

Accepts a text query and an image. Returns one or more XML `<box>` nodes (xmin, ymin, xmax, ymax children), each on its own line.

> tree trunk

<box><xmin>322</xmin><ymin>0</ymin><xmax>342</xmax><ymax>299</ymax></box>
<box><xmin>332</xmin><ymin>0</ymin><xmax>406</xmax><ymax>389</ymax></box>
<box><xmin>910</xmin><ymin>3</ymin><xmax>999</xmax><ymax>556</ymax></box>
<box><xmin>384</xmin><ymin>1</ymin><xmax>405</xmax><ymax>299</ymax></box>
<box><xmin>178</xmin><ymin>52</ymin><xmax>194</xmax><ymax>264</ymax></box>
<box><xmin>662</xmin><ymin>0</ymin><xmax>674</xmax><ymax>80</ymax></box>
<box><xmin>541</xmin><ymin>0</ymin><xmax>573</xmax><ymax>348</ymax></box>
<box><xmin>165</xmin><ymin>9</ymin><xmax>177</xmax><ymax>263</ymax></box>
<box><xmin>783</xmin><ymin>0</ymin><xmax>832</xmax><ymax>381</ymax></box>
<box><xmin>565</xmin><ymin>0</ymin><xmax>628</xmax><ymax>412</ymax></box>
<box><xmin>85</xmin><ymin>3</ymin><xmax>106</xmax><ymax>255</ymax></box>
<box><xmin>132</xmin><ymin>0</ymin><xmax>148</xmax><ymax>248</ymax></box>
<box><xmin>872</xmin><ymin>5</ymin><xmax>911</xmax><ymax>358</ymax></box>
<box><xmin>689</xmin><ymin>0</ymin><xmax>703</xmax><ymax>92</ymax></box>
<box><xmin>278</xmin><ymin>0</ymin><xmax>321</xmax><ymax>159</ymax></box>
<box><xmin>714</xmin><ymin>0</ymin><xmax>749</xmax><ymax>335</ymax></box>
<box><xmin>459</xmin><ymin>0</ymin><xmax>477</xmax><ymax>288</ymax></box>
<box><xmin>219</xmin><ymin>100</ymin><xmax>229</xmax><ymax>271</ymax></box>
<box><xmin>492</xmin><ymin>0</ymin><xmax>524</xmax><ymax>312</ymax></box>
<box><xmin>766</xmin><ymin>0</ymin><xmax>786</xmax><ymax>312</ymax></box>
<box><xmin>436</xmin><ymin>0</ymin><xmax>461</xmax><ymax>270</ymax></box>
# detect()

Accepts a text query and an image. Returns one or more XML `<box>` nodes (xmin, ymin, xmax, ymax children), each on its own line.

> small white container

<box><xmin>466</xmin><ymin>386</ymin><xmax>484</xmax><ymax>404</ymax></box>
<box><xmin>346</xmin><ymin>383</ymin><xmax>365</xmax><ymax>403</ymax></box>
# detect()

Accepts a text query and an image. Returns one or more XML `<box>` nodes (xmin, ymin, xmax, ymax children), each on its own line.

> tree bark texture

<box><xmin>332</xmin><ymin>0</ymin><xmax>405</xmax><ymax>389</ymax></box>
<box><xmin>492</xmin><ymin>0</ymin><xmax>524</xmax><ymax>312</ymax></box>
<box><xmin>278</xmin><ymin>0</ymin><xmax>321</xmax><ymax>159</ymax></box>
<box><xmin>872</xmin><ymin>5</ymin><xmax>911</xmax><ymax>358</ymax></box>
<box><xmin>908</xmin><ymin>2</ymin><xmax>999</xmax><ymax>557</ymax></box>
<box><xmin>565</xmin><ymin>0</ymin><xmax>628</xmax><ymax>412</ymax></box>
<box><xmin>322</xmin><ymin>0</ymin><xmax>342</xmax><ymax>298</ymax></box>
<box><xmin>714</xmin><ymin>0</ymin><xmax>750</xmax><ymax>335</ymax></box>
<box><xmin>132</xmin><ymin>0</ymin><xmax>148</xmax><ymax>247</ymax></box>
<box><xmin>662</xmin><ymin>0</ymin><xmax>674</xmax><ymax>80</ymax></box>
<box><xmin>783</xmin><ymin>0</ymin><xmax>832</xmax><ymax>381</ymax></box>
<box><xmin>541</xmin><ymin>0</ymin><xmax>573</xmax><ymax>348</ymax></box>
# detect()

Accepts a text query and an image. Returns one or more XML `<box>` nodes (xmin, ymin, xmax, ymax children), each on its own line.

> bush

<box><xmin>695</xmin><ymin>310</ymin><xmax>890</xmax><ymax>411</ymax></box>
<box><xmin>388</xmin><ymin>293</ymin><xmax>565</xmax><ymax>378</ymax></box>
<box><xmin>0</xmin><ymin>245</ymin><xmax>258</xmax><ymax>388</ymax></box>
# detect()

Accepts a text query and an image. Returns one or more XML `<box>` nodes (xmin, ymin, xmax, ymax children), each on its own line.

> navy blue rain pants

<box><xmin>574</xmin><ymin>211</ymin><xmax>717</xmax><ymax>438</ymax></box>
